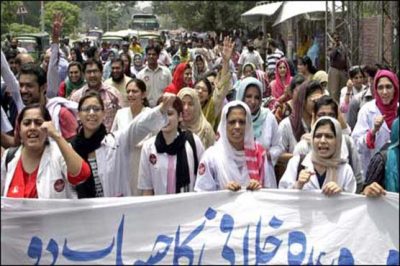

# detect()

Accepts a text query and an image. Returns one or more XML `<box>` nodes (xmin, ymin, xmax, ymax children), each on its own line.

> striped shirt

<box><xmin>266</xmin><ymin>48</ymin><xmax>284</xmax><ymax>71</ymax></box>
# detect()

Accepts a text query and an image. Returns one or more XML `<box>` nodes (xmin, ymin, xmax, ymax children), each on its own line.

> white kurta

<box><xmin>255</xmin><ymin>110</ymin><xmax>282</xmax><ymax>186</ymax></box>
<box><xmin>278</xmin><ymin>154</ymin><xmax>356</xmax><ymax>193</ymax></box>
<box><xmin>138</xmin><ymin>133</ymin><xmax>204</xmax><ymax>195</ymax></box>
<box><xmin>194</xmin><ymin>144</ymin><xmax>277</xmax><ymax>192</ymax></box>
<box><xmin>110</xmin><ymin>106</ymin><xmax>153</xmax><ymax>196</ymax></box>
<box><xmin>94</xmin><ymin>106</ymin><xmax>168</xmax><ymax>197</ymax></box>
<box><xmin>351</xmin><ymin>100</ymin><xmax>394</xmax><ymax>178</ymax></box>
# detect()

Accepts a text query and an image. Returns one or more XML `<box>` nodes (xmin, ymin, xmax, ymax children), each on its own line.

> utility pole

<box><xmin>106</xmin><ymin>2</ymin><xmax>109</xmax><ymax>31</ymax></box>
<box><xmin>41</xmin><ymin>1</ymin><xmax>45</xmax><ymax>32</ymax></box>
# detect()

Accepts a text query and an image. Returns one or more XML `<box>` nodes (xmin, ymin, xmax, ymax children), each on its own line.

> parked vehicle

<box><xmin>101</xmin><ymin>30</ymin><xmax>137</xmax><ymax>48</ymax></box>
<box><xmin>15</xmin><ymin>32</ymin><xmax>50</xmax><ymax>62</ymax></box>
<box><xmin>137</xmin><ymin>30</ymin><xmax>161</xmax><ymax>48</ymax></box>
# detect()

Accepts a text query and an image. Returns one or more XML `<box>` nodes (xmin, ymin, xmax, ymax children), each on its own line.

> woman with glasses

<box><xmin>279</xmin><ymin>116</ymin><xmax>356</xmax><ymax>195</ymax></box>
<box><xmin>70</xmin><ymin>90</ymin><xmax>176</xmax><ymax>198</ymax></box>
<box><xmin>1</xmin><ymin>104</ymin><xmax>91</xmax><ymax>198</ymax></box>
<box><xmin>293</xmin><ymin>95</ymin><xmax>363</xmax><ymax>192</ymax></box>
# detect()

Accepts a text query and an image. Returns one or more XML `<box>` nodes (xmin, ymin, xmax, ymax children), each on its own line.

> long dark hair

<box><xmin>126</xmin><ymin>78</ymin><xmax>150</xmax><ymax>107</ymax></box>
<box><xmin>290</xmin><ymin>80</ymin><xmax>323</xmax><ymax>141</ymax></box>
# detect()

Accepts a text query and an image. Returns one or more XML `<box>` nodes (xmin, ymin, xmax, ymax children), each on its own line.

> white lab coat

<box><xmin>138</xmin><ymin>133</ymin><xmax>204</xmax><ymax>195</ymax></box>
<box><xmin>194</xmin><ymin>144</ymin><xmax>277</xmax><ymax>192</ymax></box>
<box><xmin>293</xmin><ymin>135</ymin><xmax>364</xmax><ymax>192</ymax></box>
<box><xmin>1</xmin><ymin>142</ymin><xmax>77</xmax><ymax>199</ymax></box>
<box><xmin>255</xmin><ymin>111</ymin><xmax>282</xmax><ymax>185</ymax></box>
<box><xmin>278</xmin><ymin>154</ymin><xmax>356</xmax><ymax>193</ymax></box>
<box><xmin>93</xmin><ymin>106</ymin><xmax>168</xmax><ymax>197</ymax></box>
<box><xmin>351</xmin><ymin>100</ymin><xmax>393</xmax><ymax>178</ymax></box>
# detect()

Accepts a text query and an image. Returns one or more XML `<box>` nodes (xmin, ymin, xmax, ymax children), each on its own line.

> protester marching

<box><xmin>1</xmin><ymin>1</ymin><xmax>399</xmax><ymax>264</ymax></box>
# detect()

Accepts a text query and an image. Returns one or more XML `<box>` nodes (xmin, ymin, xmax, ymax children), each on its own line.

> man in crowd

<box><xmin>137</xmin><ymin>45</ymin><xmax>172</xmax><ymax>107</ymax></box>
<box><xmin>70</xmin><ymin>58</ymin><xmax>123</xmax><ymax>132</ymax></box>
<box><xmin>104</xmin><ymin>58</ymin><xmax>131</xmax><ymax>107</ymax></box>
<box><xmin>327</xmin><ymin>32</ymin><xmax>349</xmax><ymax>102</ymax></box>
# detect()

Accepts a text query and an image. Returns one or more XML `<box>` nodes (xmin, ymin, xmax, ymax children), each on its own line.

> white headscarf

<box><xmin>215</xmin><ymin>101</ymin><xmax>265</xmax><ymax>187</ymax></box>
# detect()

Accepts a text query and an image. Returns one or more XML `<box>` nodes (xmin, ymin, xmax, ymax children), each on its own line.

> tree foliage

<box><xmin>1</xmin><ymin>1</ymin><xmax>23</xmax><ymax>33</ymax></box>
<box><xmin>44</xmin><ymin>1</ymin><xmax>80</xmax><ymax>36</ymax></box>
<box><xmin>72</xmin><ymin>1</ymin><xmax>136</xmax><ymax>32</ymax></box>
<box><xmin>8</xmin><ymin>23</ymin><xmax>40</xmax><ymax>35</ymax></box>
<box><xmin>153</xmin><ymin>1</ymin><xmax>257</xmax><ymax>32</ymax></box>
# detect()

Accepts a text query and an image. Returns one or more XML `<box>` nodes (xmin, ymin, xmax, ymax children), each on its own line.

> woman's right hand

<box><xmin>226</xmin><ymin>181</ymin><xmax>241</xmax><ymax>192</ymax></box>
<box><xmin>296</xmin><ymin>169</ymin><xmax>313</xmax><ymax>189</ymax></box>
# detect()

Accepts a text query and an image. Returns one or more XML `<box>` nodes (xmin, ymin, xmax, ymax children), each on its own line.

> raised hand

<box><xmin>52</xmin><ymin>12</ymin><xmax>64</xmax><ymax>43</ymax></box>
<box><xmin>372</xmin><ymin>115</ymin><xmax>385</xmax><ymax>135</ymax></box>
<box><xmin>221</xmin><ymin>36</ymin><xmax>235</xmax><ymax>62</ymax></box>
<box><xmin>159</xmin><ymin>92</ymin><xmax>176</xmax><ymax>114</ymax></box>
<box><xmin>40</xmin><ymin>121</ymin><xmax>61</xmax><ymax>140</ymax></box>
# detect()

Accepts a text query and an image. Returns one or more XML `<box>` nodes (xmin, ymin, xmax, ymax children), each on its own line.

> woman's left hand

<box><xmin>322</xmin><ymin>181</ymin><xmax>342</xmax><ymax>196</ymax></box>
<box><xmin>247</xmin><ymin>179</ymin><xmax>262</xmax><ymax>191</ymax></box>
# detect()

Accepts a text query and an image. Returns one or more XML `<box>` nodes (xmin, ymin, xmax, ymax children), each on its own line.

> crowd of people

<box><xmin>1</xmin><ymin>13</ymin><xmax>398</xmax><ymax>199</ymax></box>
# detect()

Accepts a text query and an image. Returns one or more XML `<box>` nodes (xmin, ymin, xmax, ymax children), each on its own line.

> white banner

<box><xmin>1</xmin><ymin>190</ymin><xmax>399</xmax><ymax>265</ymax></box>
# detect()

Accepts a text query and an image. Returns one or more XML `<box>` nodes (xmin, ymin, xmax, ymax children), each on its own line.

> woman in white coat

<box><xmin>279</xmin><ymin>116</ymin><xmax>356</xmax><ymax>195</ymax></box>
<box><xmin>138</xmin><ymin>97</ymin><xmax>204</xmax><ymax>195</ymax></box>
<box><xmin>70</xmin><ymin>90</ymin><xmax>176</xmax><ymax>198</ymax></box>
<box><xmin>1</xmin><ymin>104</ymin><xmax>91</xmax><ymax>199</ymax></box>
<box><xmin>235</xmin><ymin>77</ymin><xmax>281</xmax><ymax>187</ymax></box>
<box><xmin>111</xmin><ymin>78</ymin><xmax>153</xmax><ymax>196</ymax></box>
<box><xmin>351</xmin><ymin>69</ymin><xmax>399</xmax><ymax>178</ymax></box>
<box><xmin>194</xmin><ymin>101</ymin><xmax>272</xmax><ymax>192</ymax></box>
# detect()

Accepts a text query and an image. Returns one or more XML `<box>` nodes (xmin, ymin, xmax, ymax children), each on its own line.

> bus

<box><xmin>130</xmin><ymin>14</ymin><xmax>160</xmax><ymax>31</ymax></box>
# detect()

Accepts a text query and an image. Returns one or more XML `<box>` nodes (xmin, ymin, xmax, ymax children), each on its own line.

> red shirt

<box><xmin>7</xmin><ymin>158</ymin><xmax>39</xmax><ymax>198</ymax></box>
<box><xmin>7</xmin><ymin>157</ymin><xmax>91</xmax><ymax>198</ymax></box>
<box><xmin>59</xmin><ymin>107</ymin><xmax>78</xmax><ymax>140</ymax></box>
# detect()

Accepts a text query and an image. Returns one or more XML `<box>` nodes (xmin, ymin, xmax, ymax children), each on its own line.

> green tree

<box><xmin>44</xmin><ymin>1</ymin><xmax>80</xmax><ymax>36</ymax></box>
<box><xmin>1</xmin><ymin>1</ymin><xmax>23</xmax><ymax>34</ymax></box>
<box><xmin>8</xmin><ymin>23</ymin><xmax>40</xmax><ymax>35</ymax></box>
<box><xmin>153</xmin><ymin>1</ymin><xmax>257</xmax><ymax>32</ymax></box>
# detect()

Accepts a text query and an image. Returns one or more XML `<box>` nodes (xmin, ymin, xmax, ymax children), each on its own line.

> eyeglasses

<box><xmin>80</xmin><ymin>105</ymin><xmax>103</xmax><ymax>113</ymax></box>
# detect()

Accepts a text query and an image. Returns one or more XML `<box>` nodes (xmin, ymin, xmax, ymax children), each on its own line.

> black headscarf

<box><xmin>154</xmin><ymin>129</ymin><xmax>191</xmax><ymax>193</ymax></box>
<box><xmin>71</xmin><ymin>124</ymin><xmax>107</xmax><ymax>198</ymax></box>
